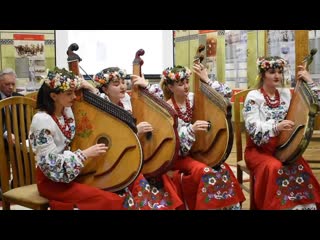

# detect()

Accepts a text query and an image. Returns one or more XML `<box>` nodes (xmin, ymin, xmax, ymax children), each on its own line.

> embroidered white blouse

<box><xmin>29</xmin><ymin>107</ymin><xmax>86</xmax><ymax>183</ymax></box>
<box><xmin>243</xmin><ymin>82</ymin><xmax>320</xmax><ymax>146</ymax></box>
<box><xmin>147</xmin><ymin>79</ymin><xmax>232</xmax><ymax>156</ymax></box>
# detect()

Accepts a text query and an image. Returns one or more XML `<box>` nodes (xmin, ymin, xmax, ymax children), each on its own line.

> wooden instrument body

<box><xmin>191</xmin><ymin>81</ymin><xmax>234</xmax><ymax>167</ymax></box>
<box><xmin>275</xmin><ymin>81</ymin><xmax>319</xmax><ymax>163</ymax></box>
<box><xmin>131</xmin><ymin>62</ymin><xmax>179</xmax><ymax>178</ymax></box>
<box><xmin>71</xmin><ymin>90</ymin><xmax>143</xmax><ymax>192</ymax></box>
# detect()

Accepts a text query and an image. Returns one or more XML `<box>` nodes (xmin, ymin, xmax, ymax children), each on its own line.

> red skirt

<box><xmin>36</xmin><ymin>168</ymin><xmax>183</xmax><ymax>210</ymax></box>
<box><xmin>171</xmin><ymin>156</ymin><xmax>246</xmax><ymax>210</ymax></box>
<box><xmin>245</xmin><ymin>137</ymin><xmax>320</xmax><ymax>210</ymax></box>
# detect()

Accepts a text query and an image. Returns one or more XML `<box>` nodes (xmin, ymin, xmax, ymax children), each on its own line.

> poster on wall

<box><xmin>225</xmin><ymin>30</ymin><xmax>248</xmax><ymax>89</ymax></box>
<box><xmin>14</xmin><ymin>34</ymin><xmax>46</xmax><ymax>91</ymax></box>
<box><xmin>199</xmin><ymin>30</ymin><xmax>218</xmax><ymax>81</ymax></box>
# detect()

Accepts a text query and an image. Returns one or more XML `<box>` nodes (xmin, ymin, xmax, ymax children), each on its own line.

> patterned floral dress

<box><xmin>147</xmin><ymin>80</ymin><xmax>246</xmax><ymax>210</ymax></box>
<box><xmin>30</xmin><ymin>106</ymin><xmax>182</xmax><ymax>210</ymax></box>
<box><xmin>99</xmin><ymin>92</ymin><xmax>183</xmax><ymax>210</ymax></box>
<box><xmin>243</xmin><ymin>83</ymin><xmax>320</xmax><ymax>210</ymax></box>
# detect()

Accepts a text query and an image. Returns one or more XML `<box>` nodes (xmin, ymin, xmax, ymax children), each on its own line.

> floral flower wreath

<box><xmin>94</xmin><ymin>67</ymin><xmax>127</xmax><ymax>88</ymax></box>
<box><xmin>43</xmin><ymin>67</ymin><xmax>82</xmax><ymax>91</ymax></box>
<box><xmin>257</xmin><ymin>56</ymin><xmax>287</xmax><ymax>74</ymax></box>
<box><xmin>161</xmin><ymin>65</ymin><xmax>192</xmax><ymax>85</ymax></box>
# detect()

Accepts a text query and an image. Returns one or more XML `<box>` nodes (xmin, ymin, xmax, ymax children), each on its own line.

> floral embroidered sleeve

<box><xmin>242</xmin><ymin>91</ymin><xmax>278</xmax><ymax>146</ymax></box>
<box><xmin>146</xmin><ymin>83</ymin><xmax>164</xmax><ymax>99</ymax></box>
<box><xmin>207</xmin><ymin>79</ymin><xmax>232</xmax><ymax>98</ymax></box>
<box><xmin>177</xmin><ymin>121</ymin><xmax>195</xmax><ymax>156</ymax></box>
<box><xmin>29</xmin><ymin>114</ymin><xmax>86</xmax><ymax>183</ymax></box>
<box><xmin>146</xmin><ymin>84</ymin><xmax>195</xmax><ymax>156</ymax></box>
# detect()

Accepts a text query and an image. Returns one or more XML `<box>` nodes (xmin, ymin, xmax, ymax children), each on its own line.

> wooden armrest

<box><xmin>237</xmin><ymin>160</ymin><xmax>250</xmax><ymax>174</ymax></box>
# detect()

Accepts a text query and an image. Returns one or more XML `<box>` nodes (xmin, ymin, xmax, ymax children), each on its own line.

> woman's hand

<box><xmin>192</xmin><ymin>63</ymin><xmax>210</xmax><ymax>84</ymax></box>
<box><xmin>131</xmin><ymin>74</ymin><xmax>149</xmax><ymax>88</ymax></box>
<box><xmin>297</xmin><ymin>65</ymin><xmax>313</xmax><ymax>84</ymax></box>
<box><xmin>80</xmin><ymin>78</ymin><xmax>99</xmax><ymax>94</ymax></box>
<box><xmin>192</xmin><ymin>120</ymin><xmax>211</xmax><ymax>132</ymax></box>
<box><xmin>277</xmin><ymin>120</ymin><xmax>295</xmax><ymax>132</ymax></box>
<box><xmin>7</xmin><ymin>133</ymin><xmax>15</xmax><ymax>145</ymax></box>
<box><xmin>82</xmin><ymin>143</ymin><xmax>108</xmax><ymax>158</ymax></box>
<box><xmin>137</xmin><ymin>121</ymin><xmax>153</xmax><ymax>136</ymax></box>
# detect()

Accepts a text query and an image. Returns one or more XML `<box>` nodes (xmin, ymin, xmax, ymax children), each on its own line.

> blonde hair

<box><xmin>255</xmin><ymin>56</ymin><xmax>287</xmax><ymax>89</ymax></box>
<box><xmin>159</xmin><ymin>78</ymin><xmax>172</xmax><ymax>100</ymax></box>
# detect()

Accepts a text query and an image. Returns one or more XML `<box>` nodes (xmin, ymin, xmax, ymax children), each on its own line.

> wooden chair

<box><xmin>303</xmin><ymin>128</ymin><xmax>320</xmax><ymax>172</ymax></box>
<box><xmin>24</xmin><ymin>91</ymin><xmax>38</xmax><ymax>101</ymax></box>
<box><xmin>300</xmin><ymin>109</ymin><xmax>320</xmax><ymax>172</ymax></box>
<box><xmin>233</xmin><ymin>89</ymin><xmax>255</xmax><ymax>209</ymax></box>
<box><xmin>0</xmin><ymin>96</ymin><xmax>49</xmax><ymax>210</ymax></box>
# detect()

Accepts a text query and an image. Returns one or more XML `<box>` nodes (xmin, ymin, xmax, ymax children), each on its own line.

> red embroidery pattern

<box><xmin>76</xmin><ymin>111</ymin><xmax>93</xmax><ymax>138</ymax></box>
<box><xmin>201</xmin><ymin>165</ymin><xmax>236</xmax><ymax>202</ymax></box>
<box><xmin>276</xmin><ymin>163</ymin><xmax>314</xmax><ymax>206</ymax></box>
<box><xmin>51</xmin><ymin>113</ymin><xmax>72</xmax><ymax>139</ymax></box>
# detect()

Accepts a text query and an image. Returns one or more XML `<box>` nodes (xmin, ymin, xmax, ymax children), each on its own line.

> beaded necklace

<box><xmin>51</xmin><ymin>113</ymin><xmax>72</xmax><ymax>139</ymax></box>
<box><xmin>171</xmin><ymin>96</ymin><xmax>193</xmax><ymax>123</ymax></box>
<box><xmin>260</xmin><ymin>87</ymin><xmax>280</xmax><ymax>108</ymax></box>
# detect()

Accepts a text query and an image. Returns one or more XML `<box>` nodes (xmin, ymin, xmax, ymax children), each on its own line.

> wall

<box><xmin>55</xmin><ymin>30</ymin><xmax>174</xmax><ymax>75</ymax></box>
<box><xmin>0</xmin><ymin>30</ymin><xmax>55</xmax><ymax>91</ymax></box>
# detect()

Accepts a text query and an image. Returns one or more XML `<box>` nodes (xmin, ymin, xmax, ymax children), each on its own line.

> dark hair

<box><xmin>98</xmin><ymin>67</ymin><xmax>120</xmax><ymax>93</ymax></box>
<box><xmin>94</xmin><ymin>67</ymin><xmax>127</xmax><ymax>93</ymax></box>
<box><xmin>36</xmin><ymin>82</ymin><xmax>62</xmax><ymax>115</ymax></box>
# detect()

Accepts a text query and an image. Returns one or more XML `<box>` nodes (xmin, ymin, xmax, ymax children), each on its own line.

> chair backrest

<box><xmin>233</xmin><ymin>89</ymin><xmax>251</xmax><ymax>179</ymax></box>
<box><xmin>0</xmin><ymin>96</ymin><xmax>37</xmax><ymax>193</ymax></box>
<box><xmin>24</xmin><ymin>91</ymin><xmax>38</xmax><ymax>101</ymax></box>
